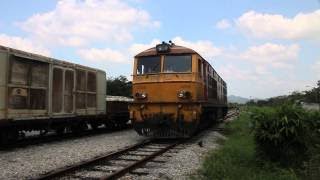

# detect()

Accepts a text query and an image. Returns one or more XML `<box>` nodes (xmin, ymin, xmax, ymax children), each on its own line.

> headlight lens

<box><xmin>177</xmin><ymin>90</ymin><xmax>191</xmax><ymax>99</ymax></box>
<box><xmin>178</xmin><ymin>91</ymin><xmax>184</xmax><ymax>98</ymax></box>
<box><xmin>135</xmin><ymin>92</ymin><xmax>147</xmax><ymax>99</ymax></box>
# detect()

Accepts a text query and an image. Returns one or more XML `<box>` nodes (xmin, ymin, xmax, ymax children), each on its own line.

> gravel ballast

<box><xmin>0</xmin><ymin>129</ymin><xmax>146</xmax><ymax>179</ymax></box>
<box><xmin>0</xmin><ymin>115</ymin><xmax>237</xmax><ymax>180</ymax></box>
<box><xmin>120</xmin><ymin>127</ymin><xmax>227</xmax><ymax>180</ymax></box>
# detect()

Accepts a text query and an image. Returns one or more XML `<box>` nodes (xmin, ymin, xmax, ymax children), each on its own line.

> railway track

<box><xmin>33</xmin><ymin>139</ymin><xmax>183</xmax><ymax>180</ymax></box>
<box><xmin>31</xmin><ymin>110</ymin><xmax>239</xmax><ymax>180</ymax></box>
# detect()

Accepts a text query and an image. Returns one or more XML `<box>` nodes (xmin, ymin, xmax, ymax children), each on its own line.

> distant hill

<box><xmin>228</xmin><ymin>95</ymin><xmax>249</xmax><ymax>104</ymax></box>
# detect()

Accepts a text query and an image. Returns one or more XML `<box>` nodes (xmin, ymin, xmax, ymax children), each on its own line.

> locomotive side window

<box><xmin>203</xmin><ymin>62</ymin><xmax>206</xmax><ymax>82</ymax></box>
<box><xmin>198</xmin><ymin>59</ymin><xmax>202</xmax><ymax>78</ymax></box>
<box><xmin>213</xmin><ymin>79</ymin><xmax>218</xmax><ymax>99</ymax></box>
<box><xmin>163</xmin><ymin>55</ymin><xmax>192</xmax><ymax>73</ymax></box>
<box><xmin>137</xmin><ymin>56</ymin><xmax>160</xmax><ymax>75</ymax></box>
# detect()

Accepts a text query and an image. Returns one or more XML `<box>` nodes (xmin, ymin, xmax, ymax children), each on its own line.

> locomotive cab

<box><xmin>130</xmin><ymin>42</ymin><xmax>227</xmax><ymax>138</ymax></box>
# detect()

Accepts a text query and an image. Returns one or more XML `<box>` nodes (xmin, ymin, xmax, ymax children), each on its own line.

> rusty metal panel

<box><xmin>31</xmin><ymin>62</ymin><xmax>49</xmax><ymax>87</ymax></box>
<box><xmin>0</xmin><ymin>51</ymin><xmax>7</xmax><ymax>120</ymax></box>
<box><xmin>76</xmin><ymin>93</ymin><xmax>86</xmax><ymax>109</ymax></box>
<box><xmin>87</xmin><ymin>72</ymin><xmax>97</xmax><ymax>92</ymax></box>
<box><xmin>0</xmin><ymin>87</ymin><xmax>5</xmax><ymax>120</ymax></box>
<box><xmin>87</xmin><ymin>71</ymin><xmax>97</xmax><ymax>108</ymax></box>
<box><xmin>0</xmin><ymin>52</ymin><xmax>7</xmax><ymax>86</ymax></box>
<box><xmin>76</xmin><ymin>69</ymin><xmax>86</xmax><ymax>91</ymax></box>
<box><xmin>52</xmin><ymin>68</ymin><xmax>63</xmax><ymax>113</ymax></box>
<box><xmin>10</xmin><ymin>58</ymin><xmax>29</xmax><ymax>85</ymax></box>
<box><xmin>97</xmin><ymin>71</ymin><xmax>106</xmax><ymax>114</ymax></box>
<box><xmin>76</xmin><ymin>69</ymin><xmax>86</xmax><ymax>110</ymax></box>
<box><xmin>64</xmin><ymin>70</ymin><xmax>74</xmax><ymax>113</ymax></box>
<box><xmin>87</xmin><ymin>94</ymin><xmax>96</xmax><ymax>108</ymax></box>
<box><xmin>7</xmin><ymin>109</ymin><xmax>47</xmax><ymax>120</ymax></box>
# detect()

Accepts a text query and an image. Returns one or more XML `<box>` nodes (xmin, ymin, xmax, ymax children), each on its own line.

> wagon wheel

<box><xmin>54</xmin><ymin>127</ymin><xmax>65</xmax><ymax>135</ymax></box>
<box><xmin>91</xmin><ymin>123</ymin><xmax>99</xmax><ymax>130</ymax></box>
<box><xmin>71</xmin><ymin>122</ymin><xmax>88</xmax><ymax>134</ymax></box>
<box><xmin>0</xmin><ymin>129</ymin><xmax>18</xmax><ymax>145</ymax></box>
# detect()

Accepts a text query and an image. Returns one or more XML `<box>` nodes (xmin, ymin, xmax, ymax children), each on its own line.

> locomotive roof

<box><xmin>0</xmin><ymin>44</ymin><xmax>105</xmax><ymax>73</ymax></box>
<box><xmin>134</xmin><ymin>43</ymin><xmax>227</xmax><ymax>86</ymax></box>
<box><xmin>135</xmin><ymin>45</ymin><xmax>197</xmax><ymax>57</ymax></box>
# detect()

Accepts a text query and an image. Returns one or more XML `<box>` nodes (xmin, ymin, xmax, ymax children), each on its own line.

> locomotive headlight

<box><xmin>135</xmin><ymin>92</ymin><xmax>147</xmax><ymax>99</ymax></box>
<box><xmin>141</xmin><ymin>93</ymin><xmax>147</xmax><ymax>98</ymax></box>
<box><xmin>178</xmin><ymin>91</ymin><xmax>185</xmax><ymax>98</ymax></box>
<box><xmin>177</xmin><ymin>90</ymin><xmax>191</xmax><ymax>99</ymax></box>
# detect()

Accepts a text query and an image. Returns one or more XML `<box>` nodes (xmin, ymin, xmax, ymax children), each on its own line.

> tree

<box><xmin>106</xmin><ymin>75</ymin><xmax>132</xmax><ymax>97</ymax></box>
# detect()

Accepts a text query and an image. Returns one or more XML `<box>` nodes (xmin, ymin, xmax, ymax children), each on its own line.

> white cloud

<box><xmin>216</xmin><ymin>19</ymin><xmax>231</xmax><ymax>29</ymax></box>
<box><xmin>128</xmin><ymin>37</ymin><xmax>222</xmax><ymax>60</ymax></box>
<box><xmin>218</xmin><ymin>64</ymin><xmax>257</xmax><ymax>81</ymax></box>
<box><xmin>78</xmin><ymin>48</ymin><xmax>127</xmax><ymax>63</ymax></box>
<box><xmin>78</xmin><ymin>36</ymin><xmax>222</xmax><ymax>70</ymax></box>
<box><xmin>238</xmin><ymin>43</ymin><xmax>299</xmax><ymax>68</ymax></box>
<box><xmin>19</xmin><ymin>0</ymin><xmax>159</xmax><ymax>47</ymax></box>
<box><xmin>0</xmin><ymin>34</ymin><xmax>50</xmax><ymax>55</ymax></box>
<box><xmin>172</xmin><ymin>37</ymin><xmax>222</xmax><ymax>60</ymax></box>
<box><xmin>236</xmin><ymin>9</ymin><xmax>320</xmax><ymax>40</ymax></box>
<box><xmin>129</xmin><ymin>39</ymin><xmax>161</xmax><ymax>55</ymax></box>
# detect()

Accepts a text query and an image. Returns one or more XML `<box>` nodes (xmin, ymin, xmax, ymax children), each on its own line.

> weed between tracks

<box><xmin>194</xmin><ymin>111</ymin><xmax>298</xmax><ymax>180</ymax></box>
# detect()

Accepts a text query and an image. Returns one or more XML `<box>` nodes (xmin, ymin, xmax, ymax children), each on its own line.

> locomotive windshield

<box><xmin>137</xmin><ymin>56</ymin><xmax>161</xmax><ymax>75</ymax></box>
<box><xmin>164</xmin><ymin>55</ymin><xmax>192</xmax><ymax>73</ymax></box>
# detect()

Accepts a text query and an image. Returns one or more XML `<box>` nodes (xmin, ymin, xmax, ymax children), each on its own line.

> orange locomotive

<box><xmin>129</xmin><ymin>41</ymin><xmax>228</xmax><ymax>138</ymax></box>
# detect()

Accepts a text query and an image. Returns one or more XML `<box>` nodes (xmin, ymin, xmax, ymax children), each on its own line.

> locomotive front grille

<box><xmin>133</xmin><ymin>112</ymin><xmax>196</xmax><ymax>138</ymax></box>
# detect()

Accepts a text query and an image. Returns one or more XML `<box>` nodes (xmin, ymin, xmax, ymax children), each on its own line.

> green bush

<box><xmin>250</xmin><ymin>104</ymin><xmax>319</xmax><ymax>166</ymax></box>
<box><xmin>197</xmin><ymin>112</ymin><xmax>298</xmax><ymax>180</ymax></box>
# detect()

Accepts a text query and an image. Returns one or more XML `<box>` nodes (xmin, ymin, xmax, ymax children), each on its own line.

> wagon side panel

<box><xmin>97</xmin><ymin>71</ymin><xmax>106</xmax><ymax>115</ymax></box>
<box><xmin>0</xmin><ymin>51</ymin><xmax>8</xmax><ymax>121</ymax></box>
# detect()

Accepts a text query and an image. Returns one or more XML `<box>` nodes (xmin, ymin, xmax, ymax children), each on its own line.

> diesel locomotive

<box><xmin>129</xmin><ymin>41</ymin><xmax>228</xmax><ymax>138</ymax></box>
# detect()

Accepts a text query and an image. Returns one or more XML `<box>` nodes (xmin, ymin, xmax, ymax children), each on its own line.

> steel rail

<box><xmin>33</xmin><ymin>139</ymin><xmax>153</xmax><ymax>180</ymax></box>
<box><xmin>101</xmin><ymin>141</ymin><xmax>181</xmax><ymax>180</ymax></box>
<box><xmin>33</xmin><ymin>110</ymin><xmax>237</xmax><ymax>180</ymax></box>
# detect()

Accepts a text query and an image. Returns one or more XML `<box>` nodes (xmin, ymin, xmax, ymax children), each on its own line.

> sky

<box><xmin>0</xmin><ymin>0</ymin><xmax>319</xmax><ymax>99</ymax></box>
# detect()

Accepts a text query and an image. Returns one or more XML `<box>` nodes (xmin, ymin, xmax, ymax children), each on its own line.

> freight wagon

<box><xmin>0</xmin><ymin>45</ymin><xmax>129</xmax><ymax>144</ymax></box>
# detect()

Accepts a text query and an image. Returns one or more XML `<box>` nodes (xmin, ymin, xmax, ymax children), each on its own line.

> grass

<box><xmin>195</xmin><ymin>111</ymin><xmax>298</xmax><ymax>180</ymax></box>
